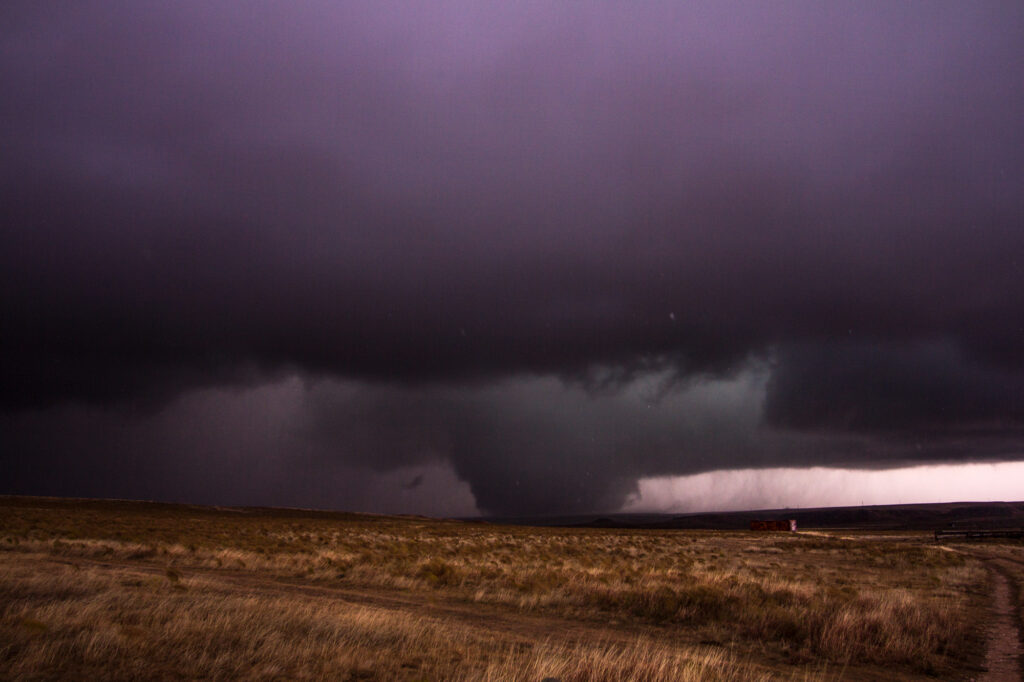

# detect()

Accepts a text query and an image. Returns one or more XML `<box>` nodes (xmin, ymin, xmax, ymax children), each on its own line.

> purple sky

<box><xmin>3</xmin><ymin>2</ymin><xmax>1023</xmax><ymax>515</ymax></box>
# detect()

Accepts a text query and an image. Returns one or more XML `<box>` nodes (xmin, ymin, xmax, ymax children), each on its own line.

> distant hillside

<box><xmin>8</xmin><ymin>496</ymin><xmax>1023</xmax><ymax>532</ymax></box>
<box><xmin>489</xmin><ymin>501</ymin><xmax>1024</xmax><ymax>531</ymax></box>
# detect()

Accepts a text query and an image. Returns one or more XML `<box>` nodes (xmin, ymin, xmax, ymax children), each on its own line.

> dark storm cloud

<box><xmin>765</xmin><ymin>340</ymin><xmax>1024</xmax><ymax>436</ymax></box>
<box><xmin>298</xmin><ymin>372</ymin><xmax>951</xmax><ymax>515</ymax></box>
<box><xmin>1</xmin><ymin>367</ymin><xmax>1016</xmax><ymax>515</ymax></box>
<box><xmin>3</xmin><ymin>2</ymin><xmax>1024</xmax><ymax>513</ymax></box>
<box><xmin>0</xmin><ymin>379</ymin><xmax>479</xmax><ymax>516</ymax></box>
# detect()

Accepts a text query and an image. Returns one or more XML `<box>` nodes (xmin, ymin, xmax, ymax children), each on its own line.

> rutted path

<box><xmin>39</xmin><ymin>553</ymin><xmax>666</xmax><ymax>649</ymax></box>
<box><xmin>976</xmin><ymin>561</ymin><xmax>1023</xmax><ymax>682</ymax></box>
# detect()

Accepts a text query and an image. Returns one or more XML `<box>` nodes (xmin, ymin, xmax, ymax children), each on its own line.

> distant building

<box><xmin>749</xmin><ymin>519</ymin><xmax>797</xmax><ymax>532</ymax></box>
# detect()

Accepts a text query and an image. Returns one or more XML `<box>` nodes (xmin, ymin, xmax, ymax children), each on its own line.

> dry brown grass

<box><xmin>1</xmin><ymin>556</ymin><xmax>776</xmax><ymax>681</ymax></box>
<box><xmin>0</xmin><ymin>497</ymin><xmax>995</xmax><ymax>680</ymax></box>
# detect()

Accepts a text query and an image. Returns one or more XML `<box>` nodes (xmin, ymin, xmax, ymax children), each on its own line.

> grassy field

<box><xmin>0</xmin><ymin>497</ymin><xmax>1007</xmax><ymax>680</ymax></box>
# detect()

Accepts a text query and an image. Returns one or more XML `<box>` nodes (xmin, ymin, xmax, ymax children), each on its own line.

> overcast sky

<box><xmin>3</xmin><ymin>2</ymin><xmax>1023</xmax><ymax>516</ymax></box>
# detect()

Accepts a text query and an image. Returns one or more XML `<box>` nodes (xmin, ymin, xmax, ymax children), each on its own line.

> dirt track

<box><xmin>46</xmin><ymin>554</ymin><xmax>663</xmax><ymax>650</ymax></box>
<box><xmin>979</xmin><ymin>566</ymin><xmax>1021</xmax><ymax>681</ymax></box>
<box><xmin>957</xmin><ymin>551</ymin><xmax>1024</xmax><ymax>682</ymax></box>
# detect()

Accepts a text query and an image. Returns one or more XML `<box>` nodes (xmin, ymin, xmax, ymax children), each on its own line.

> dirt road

<box><xmin>46</xmin><ymin>554</ymin><xmax>665</xmax><ymax>649</ymax></box>
<box><xmin>964</xmin><ymin>553</ymin><xmax>1024</xmax><ymax>682</ymax></box>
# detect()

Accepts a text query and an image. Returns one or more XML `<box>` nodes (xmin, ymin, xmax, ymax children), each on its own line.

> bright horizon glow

<box><xmin>623</xmin><ymin>461</ymin><xmax>1024</xmax><ymax>514</ymax></box>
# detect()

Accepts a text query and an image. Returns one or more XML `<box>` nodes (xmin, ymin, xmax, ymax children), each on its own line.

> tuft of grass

<box><xmin>417</xmin><ymin>558</ymin><xmax>459</xmax><ymax>587</ymax></box>
<box><xmin>20</xmin><ymin>617</ymin><xmax>48</xmax><ymax>633</ymax></box>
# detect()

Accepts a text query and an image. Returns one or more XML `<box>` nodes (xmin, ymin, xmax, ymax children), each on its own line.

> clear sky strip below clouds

<box><xmin>626</xmin><ymin>463</ymin><xmax>1024</xmax><ymax>514</ymax></box>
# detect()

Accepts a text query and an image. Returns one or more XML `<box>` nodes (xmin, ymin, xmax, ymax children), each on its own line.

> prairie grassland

<box><xmin>0</xmin><ymin>557</ymin><xmax>767</xmax><ymax>681</ymax></box>
<box><xmin>0</xmin><ymin>498</ymin><xmax>993</xmax><ymax>680</ymax></box>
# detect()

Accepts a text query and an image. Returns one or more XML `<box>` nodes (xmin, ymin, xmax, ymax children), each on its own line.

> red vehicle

<box><xmin>749</xmin><ymin>519</ymin><xmax>797</xmax><ymax>532</ymax></box>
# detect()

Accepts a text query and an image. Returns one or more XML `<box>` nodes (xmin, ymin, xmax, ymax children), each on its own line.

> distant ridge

<box><xmin>5</xmin><ymin>496</ymin><xmax>1023</xmax><ymax>532</ymax></box>
<box><xmin>486</xmin><ymin>501</ymin><xmax>1024</xmax><ymax>531</ymax></box>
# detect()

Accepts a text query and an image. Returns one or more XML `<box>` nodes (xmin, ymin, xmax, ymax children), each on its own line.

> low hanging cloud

<box><xmin>0</xmin><ymin>378</ymin><xmax>479</xmax><ymax>517</ymax></box>
<box><xmin>301</xmin><ymin>371</ymin><xmax>777</xmax><ymax>514</ymax></box>
<box><xmin>765</xmin><ymin>340</ymin><xmax>1024</xmax><ymax>437</ymax></box>
<box><xmin>5</xmin><ymin>365</ymin><xmax>1016</xmax><ymax>515</ymax></box>
<box><xmin>2</xmin><ymin>2</ymin><xmax>1024</xmax><ymax>514</ymax></box>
